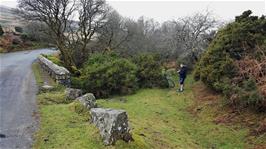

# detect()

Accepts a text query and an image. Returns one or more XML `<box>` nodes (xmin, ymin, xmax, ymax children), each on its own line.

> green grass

<box><xmin>34</xmin><ymin>103</ymin><xmax>149</xmax><ymax>149</ymax></box>
<box><xmin>34</xmin><ymin>104</ymin><xmax>103</xmax><ymax>149</ymax></box>
<box><xmin>32</xmin><ymin>62</ymin><xmax>44</xmax><ymax>86</ymax></box>
<box><xmin>97</xmin><ymin>77</ymin><xmax>250</xmax><ymax>149</ymax></box>
<box><xmin>42</xmin><ymin>54</ymin><xmax>63</xmax><ymax>66</ymax></box>
<box><xmin>32</xmin><ymin>62</ymin><xmax>56</xmax><ymax>87</ymax></box>
<box><xmin>32</xmin><ymin>66</ymin><xmax>265</xmax><ymax>149</ymax></box>
<box><xmin>32</xmin><ymin>62</ymin><xmax>70</xmax><ymax>105</ymax></box>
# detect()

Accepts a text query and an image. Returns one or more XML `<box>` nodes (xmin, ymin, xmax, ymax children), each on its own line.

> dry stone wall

<box><xmin>38</xmin><ymin>55</ymin><xmax>70</xmax><ymax>86</ymax></box>
<box><xmin>72</xmin><ymin>91</ymin><xmax>133</xmax><ymax>145</ymax></box>
<box><xmin>65</xmin><ymin>88</ymin><xmax>83</xmax><ymax>100</ymax></box>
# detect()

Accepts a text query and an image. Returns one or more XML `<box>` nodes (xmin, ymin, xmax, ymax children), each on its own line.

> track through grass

<box><xmin>32</xmin><ymin>66</ymin><xmax>265</xmax><ymax>148</ymax></box>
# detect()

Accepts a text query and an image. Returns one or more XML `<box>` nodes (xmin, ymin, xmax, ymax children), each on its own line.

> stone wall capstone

<box><xmin>65</xmin><ymin>88</ymin><xmax>82</xmax><ymax>100</ymax></box>
<box><xmin>37</xmin><ymin>55</ymin><xmax>70</xmax><ymax>86</ymax></box>
<box><xmin>76</xmin><ymin>93</ymin><xmax>97</xmax><ymax>109</ymax></box>
<box><xmin>90</xmin><ymin>108</ymin><xmax>133</xmax><ymax>145</ymax></box>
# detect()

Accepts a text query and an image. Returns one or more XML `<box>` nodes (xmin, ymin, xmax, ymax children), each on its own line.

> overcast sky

<box><xmin>1</xmin><ymin>0</ymin><xmax>265</xmax><ymax>22</ymax></box>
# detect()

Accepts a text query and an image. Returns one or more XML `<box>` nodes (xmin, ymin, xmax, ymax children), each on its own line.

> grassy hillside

<box><xmin>32</xmin><ymin>63</ymin><xmax>266</xmax><ymax>149</ymax></box>
<box><xmin>0</xmin><ymin>5</ymin><xmax>25</xmax><ymax>27</ymax></box>
<box><xmin>0</xmin><ymin>5</ymin><xmax>50</xmax><ymax>53</ymax></box>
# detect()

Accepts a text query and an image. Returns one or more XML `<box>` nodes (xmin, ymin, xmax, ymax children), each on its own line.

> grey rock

<box><xmin>41</xmin><ymin>85</ymin><xmax>54</xmax><ymax>90</ymax></box>
<box><xmin>65</xmin><ymin>88</ymin><xmax>82</xmax><ymax>100</ymax></box>
<box><xmin>90</xmin><ymin>108</ymin><xmax>133</xmax><ymax>145</ymax></box>
<box><xmin>76</xmin><ymin>93</ymin><xmax>97</xmax><ymax>109</ymax></box>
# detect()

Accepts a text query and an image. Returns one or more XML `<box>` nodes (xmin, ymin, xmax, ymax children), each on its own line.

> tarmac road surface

<box><xmin>0</xmin><ymin>49</ymin><xmax>53</xmax><ymax>149</ymax></box>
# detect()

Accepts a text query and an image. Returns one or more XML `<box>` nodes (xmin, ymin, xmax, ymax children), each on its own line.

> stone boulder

<box><xmin>40</xmin><ymin>85</ymin><xmax>54</xmax><ymax>91</ymax></box>
<box><xmin>65</xmin><ymin>88</ymin><xmax>82</xmax><ymax>100</ymax></box>
<box><xmin>76</xmin><ymin>93</ymin><xmax>97</xmax><ymax>109</ymax></box>
<box><xmin>90</xmin><ymin>108</ymin><xmax>133</xmax><ymax>145</ymax></box>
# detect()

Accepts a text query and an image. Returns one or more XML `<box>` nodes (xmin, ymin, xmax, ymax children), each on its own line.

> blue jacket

<box><xmin>179</xmin><ymin>66</ymin><xmax>187</xmax><ymax>78</ymax></box>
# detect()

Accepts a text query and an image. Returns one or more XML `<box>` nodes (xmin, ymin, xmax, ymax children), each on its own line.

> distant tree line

<box><xmin>18</xmin><ymin>0</ymin><xmax>219</xmax><ymax>71</ymax></box>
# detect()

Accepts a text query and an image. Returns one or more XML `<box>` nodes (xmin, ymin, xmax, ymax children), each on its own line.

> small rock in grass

<box><xmin>65</xmin><ymin>88</ymin><xmax>82</xmax><ymax>100</ymax></box>
<box><xmin>41</xmin><ymin>85</ymin><xmax>54</xmax><ymax>91</ymax></box>
<box><xmin>76</xmin><ymin>93</ymin><xmax>97</xmax><ymax>109</ymax></box>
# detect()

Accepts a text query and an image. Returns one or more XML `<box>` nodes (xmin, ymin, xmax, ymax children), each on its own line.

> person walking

<box><xmin>177</xmin><ymin>64</ymin><xmax>187</xmax><ymax>92</ymax></box>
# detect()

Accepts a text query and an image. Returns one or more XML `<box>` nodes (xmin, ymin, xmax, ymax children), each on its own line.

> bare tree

<box><xmin>24</xmin><ymin>22</ymin><xmax>52</xmax><ymax>42</ymax></box>
<box><xmin>18</xmin><ymin>0</ymin><xmax>218</xmax><ymax>70</ymax></box>
<box><xmin>76</xmin><ymin>0</ymin><xmax>108</xmax><ymax>61</ymax></box>
<box><xmin>115</xmin><ymin>17</ymin><xmax>161</xmax><ymax>56</ymax></box>
<box><xmin>18</xmin><ymin>0</ymin><xmax>108</xmax><ymax>69</ymax></box>
<box><xmin>97</xmin><ymin>10</ymin><xmax>133</xmax><ymax>53</ymax></box>
<box><xmin>18</xmin><ymin>0</ymin><xmax>77</xmax><ymax>68</ymax></box>
<box><xmin>173</xmin><ymin>11</ymin><xmax>218</xmax><ymax>62</ymax></box>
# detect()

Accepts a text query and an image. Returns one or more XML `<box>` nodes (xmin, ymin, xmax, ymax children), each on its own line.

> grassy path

<box><xmin>32</xmin><ymin>64</ymin><xmax>265</xmax><ymax>149</ymax></box>
<box><xmin>97</xmin><ymin>78</ymin><xmax>249</xmax><ymax>149</ymax></box>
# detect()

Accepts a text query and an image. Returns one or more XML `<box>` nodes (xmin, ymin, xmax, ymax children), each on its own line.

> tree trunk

<box><xmin>57</xmin><ymin>41</ymin><xmax>76</xmax><ymax>72</ymax></box>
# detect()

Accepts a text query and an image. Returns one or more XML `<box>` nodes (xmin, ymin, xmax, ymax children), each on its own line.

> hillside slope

<box><xmin>0</xmin><ymin>5</ymin><xmax>25</xmax><ymax>27</ymax></box>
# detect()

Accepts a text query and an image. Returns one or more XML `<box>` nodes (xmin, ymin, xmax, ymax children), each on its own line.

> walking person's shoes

<box><xmin>176</xmin><ymin>89</ymin><xmax>184</xmax><ymax>93</ymax></box>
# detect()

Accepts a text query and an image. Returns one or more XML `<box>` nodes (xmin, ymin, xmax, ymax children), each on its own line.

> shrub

<box><xmin>71</xmin><ymin>76</ymin><xmax>84</xmax><ymax>89</ymax></box>
<box><xmin>43</xmin><ymin>54</ymin><xmax>63</xmax><ymax>66</ymax></box>
<box><xmin>0</xmin><ymin>25</ymin><xmax>4</xmax><ymax>36</ymax></box>
<box><xmin>133</xmin><ymin>54</ymin><xmax>168</xmax><ymax>88</ymax></box>
<box><xmin>79</xmin><ymin>53</ymin><xmax>138</xmax><ymax>98</ymax></box>
<box><xmin>194</xmin><ymin>10</ymin><xmax>266</xmax><ymax>110</ymax></box>
<box><xmin>12</xmin><ymin>37</ymin><xmax>22</xmax><ymax>45</ymax></box>
<box><xmin>20</xmin><ymin>34</ymin><xmax>29</xmax><ymax>41</ymax></box>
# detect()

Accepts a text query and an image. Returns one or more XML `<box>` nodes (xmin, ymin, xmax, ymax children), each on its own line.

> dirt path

<box><xmin>0</xmin><ymin>49</ymin><xmax>53</xmax><ymax>149</ymax></box>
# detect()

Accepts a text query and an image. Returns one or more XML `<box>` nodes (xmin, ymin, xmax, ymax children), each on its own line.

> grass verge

<box><xmin>32</xmin><ymin>62</ymin><xmax>44</xmax><ymax>86</ymax></box>
<box><xmin>32</xmin><ymin>62</ymin><xmax>56</xmax><ymax>87</ymax></box>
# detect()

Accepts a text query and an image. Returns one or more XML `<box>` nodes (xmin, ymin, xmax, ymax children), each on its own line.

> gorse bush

<box><xmin>133</xmin><ymin>54</ymin><xmax>168</xmax><ymax>88</ymax></box>
<box><xmin>72</xmin><ymin>53</ymin><xmax>168</xmax><ymax>98</ymax></box>
<box><xmin>77</xmin><ymin>53</ymin><xmax>138</xmax><ymax>98</ymax></box>
<box><xmin>194</xmin><ymin>10</ymin><xmax>266</xmax><ymax>111</ymax></box>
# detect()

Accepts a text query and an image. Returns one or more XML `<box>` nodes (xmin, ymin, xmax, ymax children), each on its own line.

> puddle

<box><xmin>0</xmin><ymin>133</ymin><xmax>6</xmax><ymax>138</ymax></box>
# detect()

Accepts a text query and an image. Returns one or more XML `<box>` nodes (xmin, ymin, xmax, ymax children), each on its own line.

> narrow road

<box><xmin>0</xmin><ymin>49</ymin><xmax>53</xmax><ymax>149</ymax></box>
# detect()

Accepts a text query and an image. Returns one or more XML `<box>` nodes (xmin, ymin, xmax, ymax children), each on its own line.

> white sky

<box><xmin>1</xmin><ymin>0</ymin><xmax>265</xmax><ymax>22</ymax></box>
